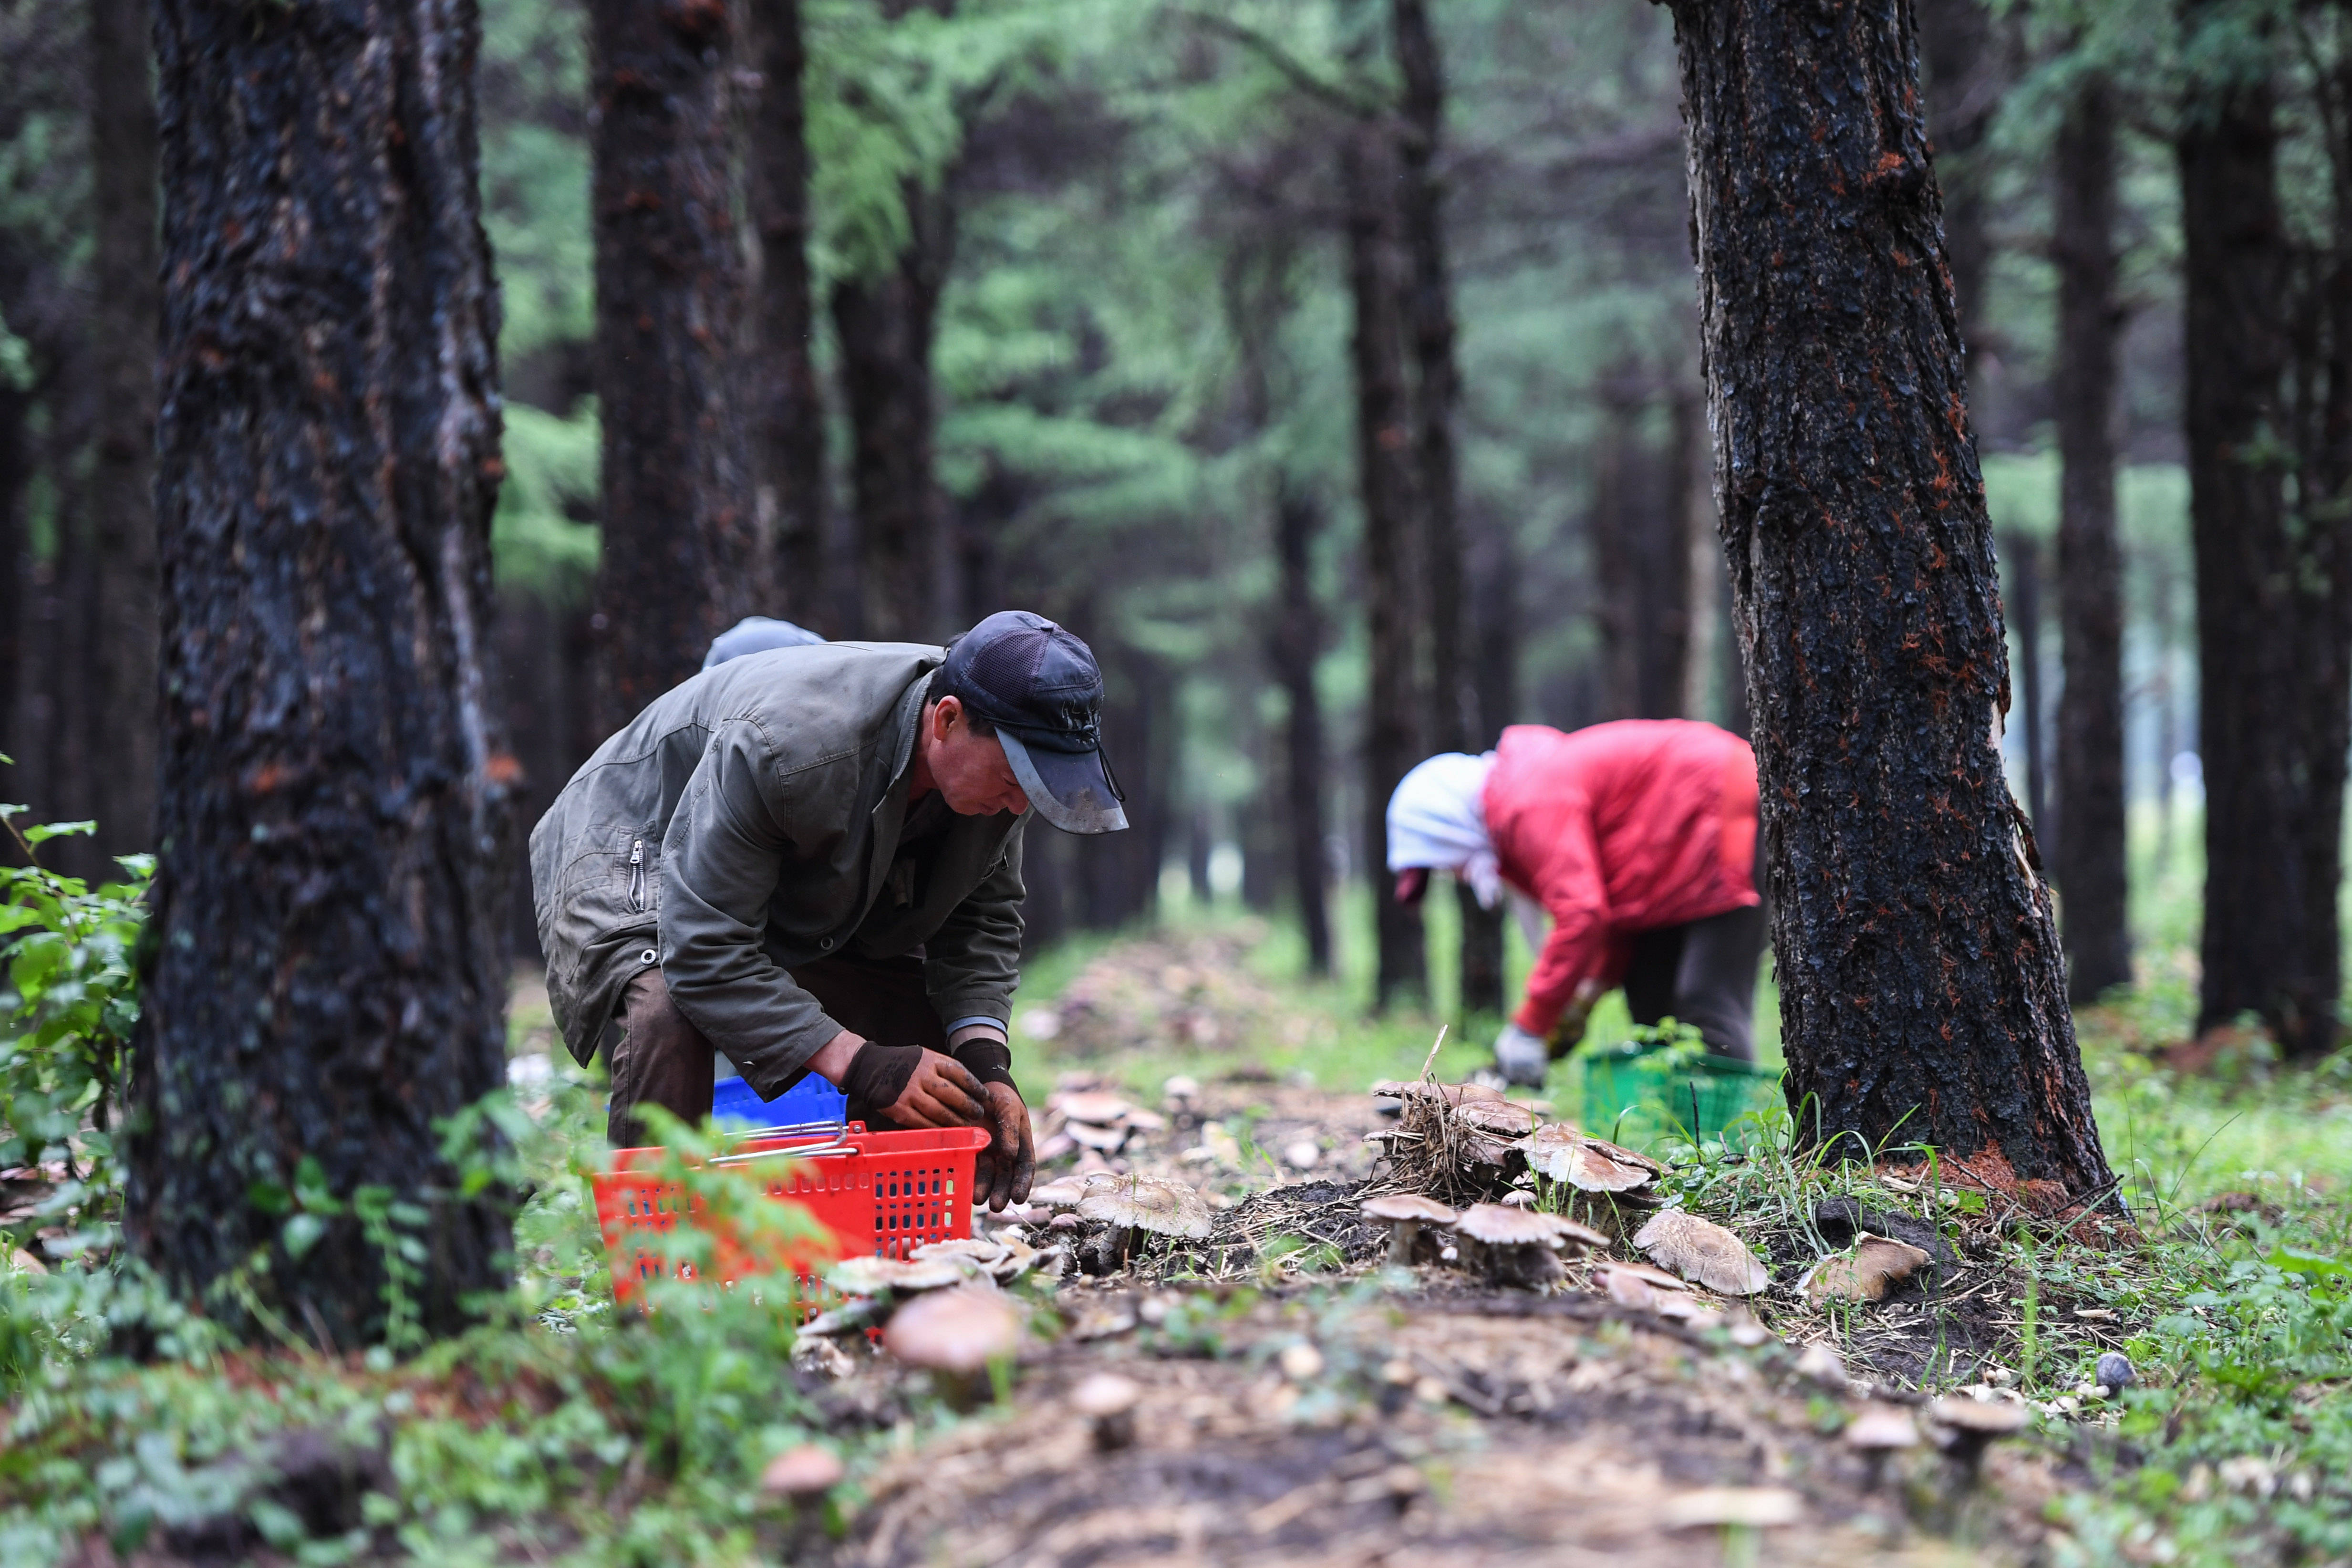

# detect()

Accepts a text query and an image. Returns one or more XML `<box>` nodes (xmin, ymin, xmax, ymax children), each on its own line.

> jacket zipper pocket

<box><xmin>628</xmin><ymin>839</ymin><xmax>645</xmax><ymax>911</ymax></box>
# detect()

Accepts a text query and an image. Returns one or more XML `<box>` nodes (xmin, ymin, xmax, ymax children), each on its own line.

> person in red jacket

<box><xmin>1387</xmin><ymin>720</ymin><xmax>1766</xmax><ymax>1087</ymax></box>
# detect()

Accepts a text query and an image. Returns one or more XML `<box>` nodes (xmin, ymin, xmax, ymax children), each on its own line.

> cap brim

<box><xmin>998</xmin><ymin>730</ymin><xmax>1129</xmax><ymax>835</ymax></box>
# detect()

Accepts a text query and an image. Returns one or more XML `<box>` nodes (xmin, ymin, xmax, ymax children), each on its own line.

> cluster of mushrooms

<box><xmin>1360</xmin><ymin>1077</ymin><xmax>1774</xmax><ymax>1304</ymax></box>
<box><xmin>1033</xmin><ymin>1086</ymin><xmax>1171</xmax><ymax>1165</ymax></box>
<box><xmin>1014</xmin><ymin>1169</ymin><xmax>1213</xmax><ymax>1273</ymax></box>
<box><xmin>794</xmin><ymin>1237</ymin><xmax>1043</xmax><ymax>1402</ymax></box>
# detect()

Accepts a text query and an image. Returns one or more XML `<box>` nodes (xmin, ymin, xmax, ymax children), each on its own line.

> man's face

<box><xmin>926</xmin><ymin>698</ymin><xmax>1031</xmax><ymax>816</ymax></box>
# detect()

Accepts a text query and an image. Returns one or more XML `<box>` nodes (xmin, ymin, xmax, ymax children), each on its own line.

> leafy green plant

<box><xmin>0</xmin><ymin>778</ymin><xmax>152</xmax><ymax>1252</ymax></box>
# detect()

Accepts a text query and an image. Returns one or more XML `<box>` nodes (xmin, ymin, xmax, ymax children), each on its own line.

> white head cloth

<box><xmin>1385</xmin><ymin>751</ymin><xmax>1502</xmax><ymax>909</ymax></box>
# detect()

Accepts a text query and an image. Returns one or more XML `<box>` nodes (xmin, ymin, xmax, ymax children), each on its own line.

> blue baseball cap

<box><xmin>938</xmin><ymin>611</ymin><xmax>1128</xmax><ymax>835</ymax></box>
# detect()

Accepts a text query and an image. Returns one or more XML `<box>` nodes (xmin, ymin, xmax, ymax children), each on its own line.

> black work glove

<box><xmin>971</xmin><ymin>1082</ymin><xmax>1035</xmax><ymax>1212</ymax></box>
<box><xmin>839</xmin><ymin>1043</ymin><xmax>988</xmax><ymax>1130</ymax></box>
<box><xmin>950</xmin><ymin>1035</ymin><xmax>1018</xmax><ymax>1094</ymax></box>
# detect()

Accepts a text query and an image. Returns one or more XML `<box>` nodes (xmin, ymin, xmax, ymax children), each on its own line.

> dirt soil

<box><xmin>798</xmin><ymin>931</ymin><xmax>2086</xmax><ymax>1567</ymax></box>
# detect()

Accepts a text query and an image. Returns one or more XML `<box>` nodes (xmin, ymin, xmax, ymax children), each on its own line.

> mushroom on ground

<box><xmin>884</xmin><ymin>1286</ymin><xmax>1024</xmax><ymax>1410</ymax></box>
<box><xmin>1632</xmin><ymin>1209</ymin><xmax>1772</xmax><ymax>1296</ymax></box>
<box><xmin>1075</xmin><ymin>1173</ymin><xmax>1212</xmax><ymax>1272</ymax></box>
<box><xmin>1057</xmin><ymin>1090</ymin><xmax>1133</xmax><ymax>1126</ymax></box>
<box><xmin>1926</xmin><ymin>1396</ymin><xmax>2030</xmax><ymax>1478</ymax></box>
<box><xmin>1594</xmin><ymin>1258</ymin><xmax>1689</xmax><ymax>1312</ymax></box>
<box><xmin>913</xmin><ymin>1237</ymin><xmax>1040</xmax><ymax>1286</ymax></box>
<box><xmin>1027</xmin><ymin>1174</ymin><xmax>1097</xmax><ymax>1209</ymax></box>
<box><xmin>828</xmin><ymin>1256</ymin><xmax>967</xmax><ymax>1299</ymax></box>
<box><xmin>1515</xmin><ymin>1124</ymin><xmax>1658</xmax><ymax>1195</ymax></box>
<box><xmin>761</xmin><ymin>1444</ymin><xmax>844</xmax><ymax>1501</ymax></box>
<box><xmin>1360</xmin><ymin>1193</ymin><xmax>1460</xmax><ymax>1266</ymax></box>
<box><xmin>1845</xmin><ymin>1404</ymin><xmax>1921</xmax><ymax>1488</ymax></box>
<box><xmin>1454</xmin><ymin>1202</ymin><xmax>1596</xmax><ymax>1288</ymax></box>
<box><xmin>1071</xmin><ymin>1371</ymin><xmax>1144</xmax><ymax>1451</ymax></box>
<box><xmin>1794</xmin><ymin>1342</ymin><xmax>1850</xmax><ymax>1391</ymax></box>
<box><xmin>1801</xmin><ymin>1233</ymin><xmax>1933</xmax><ymax>1303</ymax></box>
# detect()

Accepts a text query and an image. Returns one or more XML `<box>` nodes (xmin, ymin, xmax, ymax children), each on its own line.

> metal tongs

<box><xmin>709</xmin><ymin>1117</ymin><xmax>854</xmax><ymax>1165</ymax></box>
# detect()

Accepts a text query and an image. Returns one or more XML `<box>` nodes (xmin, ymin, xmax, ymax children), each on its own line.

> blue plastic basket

<box><xmin>712</xmin><ymin>1072</ymin><xmax>848</xmax><ymax>1130</ymax></box>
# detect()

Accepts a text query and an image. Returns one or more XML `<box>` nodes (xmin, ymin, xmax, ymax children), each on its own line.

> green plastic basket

<box><xmin>1576</xmin><ymin>1040</ymin><xmax>1782</xmax><ymax>1148</ymax></box>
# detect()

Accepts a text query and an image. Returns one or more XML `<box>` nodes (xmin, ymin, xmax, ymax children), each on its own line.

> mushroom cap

<box><xmin>1794</xmin><ymin>1341</ymin><xmax>1849</xmax><ymax>1390</ymax></box>
<box><xmin>1076</xmin><ymin>1173</ymin><xmax>1212</xmax><ymax>1238</ymax></box>
<box><xmin>1069</xmin><ymin>1371</ymin><xmax>1143</xmax><ymax>1418</ymax></box>
<box><xmin>1361</xmin><ymin>1193</ymin><xmax>1460</xmax><ymax>1224</ymax></box>
<box><xmin>1845</xmin><ymin>1405</ymin><xmax>1922</xmax><ymax>1450</ymax></box>
<box><xmin>1057</xmin><ymin>1090</ymin><xmax>1132</xmax><ymax>1125</ymax></box>
<box><xmin>1517</xmin><ymin>1124</ymin><xmax>1657</xmax><ymax>1192</ymax></box>
<box><xmin>828</xmin><ymin>1256</ymin><xmax>968</xmax><ymax>1297</ymax></box>
<box><xmin>1802</xmin><ymin>1232</ymin><xmax>1933</xmax><ymax>1303</ymax></box>
<box><xmin>1500</xmin><ymin>1190</ymin><xmax>1536</xmax><ymax>1208</ymax></box>
<box><xmin>884</xmin><ymin>1285</ymin><xmax>1024</xmax><ymax>1373</ymax></box>
<box><xmin>1162</xmin><ymin>1074</ymin><xmax>1201</xmax><ymax>1101</ymax></box>
<box><xmin>2095</xmin><ymin>1351</ymin><xmax>2136</xmax><ymax>1390</ymax></box>
<box><xmin>760</xmin><ymin>1444</ymin><xmax>845</xmax><ymax>1497</ymax></box>
<box><xmin>1600</xmin><ymin>1265</ymin><xmax>1659</xmax><ymax>1310</ymax></box>
<box><xmin>1452</xmin><ymin>1099</ymin><xmax>1538</xmax><ymax>1138</ymax></box>
<box><xmin>1457</xmin><ymin>1202</ymin><xmax>1594</xmax><ymax>1247</ymax></box>
<box><xmin>1068</xmin><ymin>1121</ymin><xmax>1130</xmax><ymax>1151</ymax></box>
<box><xmin>1597</xmin><ymin>1258</ymin><xmax>1690</xmax><ymax>1292</ymax></box>
<box><xmin>1632</xmin><ymin>1209</ymin><xmax>1772</xmax><ymax>1296</ymax></box>
<box><xmin>1027</xmin><ymin>1175</ymin><xmax>1097</xmax><ymax>1209</ymax></box>
<box><xmin>1579</xmin><ymin>1133</ymin><xmax>1661</xmax><ymax>1174</ymax></box>
<box><xmin>1929</xmin><ymin>1396</ymin><xmax>2030</xmax><ymax>1434</ymax></box>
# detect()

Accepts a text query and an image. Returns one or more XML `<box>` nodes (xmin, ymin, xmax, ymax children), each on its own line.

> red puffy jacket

<box><xmin>1483</xmin><ymin>720</ymin><xmax>1760</xmax><ymax>1037</ymax></box>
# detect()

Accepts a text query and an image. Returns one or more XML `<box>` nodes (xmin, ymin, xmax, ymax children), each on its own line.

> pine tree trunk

<box><xmin>746</xmin><ymin>0</ymin><xmax>827</xmax><ymax>629</ymax></box>
<box><xmin>127</xmin><ymin>0</ymin><xmax>513</xmax><ymax>1343</ymax></box>
<box><xmin>1391</xmin><ymin>0</ymin><xmax>1497</xmax><ymax>1016</ymax></box>
<box><xmin>1272</xmin><ymin>485</ymin><xmax>1334</xmax><ymax>975</ymax></box>
<box><xmin>1664</xmin><ymin>0</ymin><xmax>2113</xmax><ymax>1205</ymax></box>
<box><xmin>832</xmin><ymin>190</ymin><xmax>953</xmax><ymax>644</ymax></box>
<box><xmin>2003</xmin><ymin>528</ymin><xmax>2051</xmax><ymax>842</ymax></box>
<box><xmin>2179</xmin><ymin>29</ymin><xmax>2332</xmax><ymax>1055</ymax></box>
<box><xmin>2053</xmin><ymin>75</ymin><xmax>2131</xmax><ymax>1003</ymax></box>
<box><xmin>86</xmin><ymin>0</ymin><xmax>161</xmax><ymax>865</ymax></box>
<box><xmin>1916</xmin><ymin>0</ymin><xmax>2002</xmax><ymax>374</ymax></box>
<box><xmin>1344</xmin><ymin>118</ymin><xmax>1426</xmax><ymax>1010</ymax></box>
<box><xmin>1460</xmin><ymin>511</ymin><xmax>1514</xmax><ymax>1010</ymax></box>
<box><xmin>0</xmin><ymin>376</ymin><xmax>26</xmax><ymax>761</ymax></box>
<box><xmin>588</xmin><ymin>0</ymin><xmax>763</xmax><ymax>729</ymax></box>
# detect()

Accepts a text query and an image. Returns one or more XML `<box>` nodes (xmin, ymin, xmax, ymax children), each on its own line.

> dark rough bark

<box><xmin>2179</xmin><ymin>22</ymin><xmax>2352</xmax><ymax>1059</ymax></box>
<box><xmin>832</xmin><ymin>191</ymin><xmax>953</xmax><ymax>644</ymax></box>
<box><xmin>2002</xmin><ymin>529</ymin><xmax>2051</xmax><ymax>842</ymax></box>
<box><xmin>1664</xmin><ymin>0</ymin><xmax>2113</xmax><ymax>1204</ymax></box>
<box><xmin>587</xmin><ymin>0</ymin><xmax>763</xmax><ymax>729</ymax></box>
<box><xmin>1344</xmin><ymin>119</ymin><xmax>1426</xmax><ymax>1010</ymax></box>
<box><xmin>128</xmin><ymin>0</ymin><xmax>513</xmax><ymax>1343</ymax></box>
<box><xmin>2052</xmin><ymin>76</ymin><xmax>2131</xmax><ymax>1003</ymax></box>
<box><xmin>746</xmin><ymin>0</ymin><xmax>828</xmax><ymax>630</ymax></box>
<box><xmin>86</xmin><ymin>0</ymin><xmax>161</xmax><ymax>864</ymax></box>
<box><xmin>1272</xmin><ymin>485</ymin><xmax>1334</xmax><ymax>975</ymax></box>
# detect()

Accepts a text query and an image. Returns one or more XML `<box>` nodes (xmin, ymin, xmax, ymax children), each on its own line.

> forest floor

<box><xmin>5</xmin><ymin>916</ymin><xmax>2348</xmax><ymax>1567</ymax></box>
<box><xmin>746</xmin><ymin>924</ymin><xmax>2114</xmax><ymax>1568</ymax></box>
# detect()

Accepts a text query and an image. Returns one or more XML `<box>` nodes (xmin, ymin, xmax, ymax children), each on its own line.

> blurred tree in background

<box><xmin>3</xmin><ymin>0</ymin><xmax>2345</xmax><ymax>1049</ymax></box>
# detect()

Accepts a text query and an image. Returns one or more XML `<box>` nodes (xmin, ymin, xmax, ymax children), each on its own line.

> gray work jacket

<box><xmin>528</xmin><ymin>643</ymin><xmax>1027</xmax><ymax>1092</ymax></box>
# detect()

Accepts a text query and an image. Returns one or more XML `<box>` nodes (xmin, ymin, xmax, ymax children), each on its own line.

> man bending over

<box><xmin>530</xmin><ymin>611</ymin><xmax>1127</xmax><ymax>1209</ymax></box>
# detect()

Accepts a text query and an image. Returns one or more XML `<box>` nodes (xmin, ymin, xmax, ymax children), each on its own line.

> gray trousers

<box><xmin>1620</xmin><ymin>902</ymin><xmax>1768</xmax><ymax>1063</ymax></box>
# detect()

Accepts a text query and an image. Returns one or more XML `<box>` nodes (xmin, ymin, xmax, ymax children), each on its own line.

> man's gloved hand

<box><xmin>839</xmin><ymin>1042</ymin><xmax>989</xmax><ymax>1129</ymax></box>
<box><xmin>1492</xmin><ymin>1023</ymin><xmax>1550</xmax><ymax>1088</ymax></box>
<box><xmin>948</xmin><ymin>1030</ymin><xmax>1033</xmax><ymax>1210</ymax></box>
<box><xmin>971</xmin><ymin>1082</ymin><xmax>1035</xmax><ymax>1211</ymax></box>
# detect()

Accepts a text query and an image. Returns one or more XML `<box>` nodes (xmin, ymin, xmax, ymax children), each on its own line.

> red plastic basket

<box><xmin>592</xmin><ymin>1121</ymin><xmax>992</xmax><ymax>1307</ymax></box>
